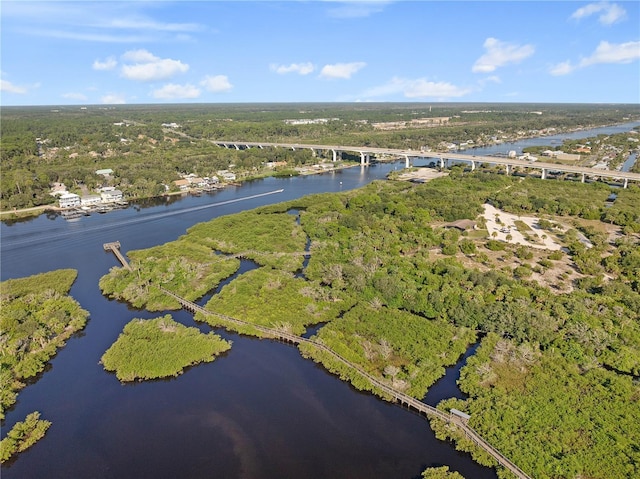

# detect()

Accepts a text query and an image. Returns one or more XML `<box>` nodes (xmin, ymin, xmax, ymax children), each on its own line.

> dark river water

<box><xmin>2</xmin><ymin>121</ymin><xmax>638</xmax><ymax>478</ymax></box>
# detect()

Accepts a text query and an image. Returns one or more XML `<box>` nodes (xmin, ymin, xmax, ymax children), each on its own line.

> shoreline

<box><xmin>0</xmin><ymin>162</ymin><xmax>360</xmax><ymax>221</ymax></box>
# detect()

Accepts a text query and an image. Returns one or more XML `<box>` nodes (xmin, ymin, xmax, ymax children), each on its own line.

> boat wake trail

<box><xmin>1</xmin><ymin>189</ymin><xmax>284</xmax><ymax>249</ymax></box>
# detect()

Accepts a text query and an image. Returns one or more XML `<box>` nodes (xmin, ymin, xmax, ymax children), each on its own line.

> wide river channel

<box><xmin>2</xmin><ymin>122</ymin><xmax>638</xmax><ymax>479</ymax></box>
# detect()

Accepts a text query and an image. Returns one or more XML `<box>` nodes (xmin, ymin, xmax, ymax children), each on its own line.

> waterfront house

<box><xmin>80</xmin><ymin>194</ymin><xmax>102</xmax><ymax>207</ymax></box>
<box><xmin>189</xmin><ymin>177</ymin><xmax>207</xmax><ymax>187</ymax></box>
<box><xmin>59</xmin><ymin>192</ymin><xmax>80</xmax><ymax>209</ymax></box>
<box><xmin>100</xmin><ymin>189</ymin><xmax>123</xmax><ymax>203</ymax></box>
<box><xmin>218</xmin><ymin>170</ymin><xmax>237</xmax><ymax>181</ymax></box>
<box><xmin>174</xmin><ymin>179</ymin><xmax>190</xmax><ymax>191</ymax></box>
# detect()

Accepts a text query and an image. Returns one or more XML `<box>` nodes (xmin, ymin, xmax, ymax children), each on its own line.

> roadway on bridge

<box><xmin>213</xmin><ymin>140</ymin><xmax>640</xmax><ymax>184</ymax></box>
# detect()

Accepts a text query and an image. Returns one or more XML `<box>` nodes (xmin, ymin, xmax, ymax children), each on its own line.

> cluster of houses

<box><xmin>52</xmin><ymin>168</ymin><xmax>126</xmax><ymax>209</ymax></box>
<box><xmin>172</xmin><ymin>171</ymin><xmax>236</xmax><ymax>191</ymax></box>
<box><xmin>55</xmin><ymin>186</ymin><xmax>124</xmax><ymax>209</ymax></box>
<box><xmin>51</xmin><ymin>180</ymin><xmax>125</xmax><ymax>209</ymax></box>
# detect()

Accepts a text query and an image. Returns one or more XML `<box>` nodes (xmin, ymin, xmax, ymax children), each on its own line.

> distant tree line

<box><xmin>2</xmin><ymin>103</ymin><xmax>638</xmax><ymax>211</ymax></box>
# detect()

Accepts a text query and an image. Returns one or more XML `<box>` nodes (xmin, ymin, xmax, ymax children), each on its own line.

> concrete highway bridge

<box><xmin>213</xmin><ymin>140</ymin><xmax>640</xmax><ymax>188</ymax></box>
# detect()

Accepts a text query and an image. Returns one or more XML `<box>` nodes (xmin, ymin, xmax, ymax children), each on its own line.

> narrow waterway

<box><xmin>423</xmin><ymin>342</ymin><xmax>481</xmax><ymax>407</ymax></box>
<box><xmin>621</xmin><ymin>152</ymin><xmax>638</xmax><ymax>172</ymax></box>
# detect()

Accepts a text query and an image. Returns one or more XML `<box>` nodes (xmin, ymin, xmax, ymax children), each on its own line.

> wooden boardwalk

<box><xmin>103</xmin><ymin>241</ymin><xmax>133</xmax><ymax>271</ymax></box>
<box><xmin>159</xmin><ymin>285</ymin><xmax>532</xmax><ymax>479</ymax></box>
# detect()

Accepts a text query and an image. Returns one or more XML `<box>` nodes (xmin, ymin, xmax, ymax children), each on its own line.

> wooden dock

<box><xmin>158</xmin><ymin>285</ymin><xmax>531</xmax><ymax>479</ymax></box>
<box><xmin>103</xmin><ymin>241</ymin><xmax>132</xmax><ymax>271</ymax></box>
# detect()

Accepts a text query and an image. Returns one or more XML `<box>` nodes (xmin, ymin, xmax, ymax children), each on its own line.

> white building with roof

<box><xmin>59</xmin><ymin>193</ymin><xmax>80</xmax><ymax>209</ymax></box>
<box><xmin>101</xmin><ymin>189</ymin><xmax>123</xmax><ymax>203</ymax></box>
<box><xmin>81</xmin><ymin>194</ymin><xmax>102</xmax><ymax>206</ymax></box>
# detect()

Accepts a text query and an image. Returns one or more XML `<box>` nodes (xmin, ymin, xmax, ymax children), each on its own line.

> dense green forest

<box><xmin>0</xmin><ymin>269</ymin><xmax>88</xmax><ymax>419</ymax></box>
<box><xmin>99</xmin><ymin>170</ymin><xmax>640</xmax><ymax>479</ymax></box>
<box><xmin>0</xmin><ymin>269</ymin><xmax>88</xmax><ymax>463</ymax></box>
<box><xmin>2</xmin><ymin>103</ymin><xmax>638</xmax><ymax>211</ymax></box>
<box><xmin>100</xmin><ymin>315</ymin><xmax>231</xmax><ymax>382</ymax></box>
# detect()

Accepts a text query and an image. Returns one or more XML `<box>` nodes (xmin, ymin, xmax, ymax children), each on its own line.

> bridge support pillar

<box><xmin>581</xmin><ymin>173</ymin><xmax>585</xmax><ymax>183</ymax></box>
<box><xmin>439</xmin><ymin>158</ymin><xmax>445</xmax><ymax>169</ymax></box>
<box><xmin>541</xmin><ymin>168</ymin><xmax>547</xmax><ymax>180</ymax></box>
<box><xmin>405</xmin><ymin>155</ymin><xmax>410</xmax><ymax>168</ymax></box>
<box><xmin>506</xmin><ymin>164</ymin><xmax>511</xmax><ymax>175</ymax></box>
<box><xmin>470</xmin><ymin>160</ymin><xmax>475</xmax><ymax>171</ymax></box>
<box><xmin>309</xmin><ymin>148</ymin><xmax>317</xmax><ymax>157</ymax></box>
<box><xmin>331</xmin><ymin>149</ymin><xmax>338</xmax><ymax>162</ymax></box>
<box><xmin>624</xmin><ymin>178</ymin><xmax>628</xmax><ymax>189</ymax></box>
<box><xmin>234</xmin><ymin>144</ymin><xmax>240</xmax><ymax>150</ymax></box>
<box><xmin>360</xmin><ymin>152</ymin><xmax>369</xmax><ymax>165</ymax></box>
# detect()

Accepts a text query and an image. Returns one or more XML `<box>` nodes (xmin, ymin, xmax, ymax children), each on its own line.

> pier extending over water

<box><xmin>103</xmin><ymin>242</ymin><xmax>132</xmax><ymax>271</ymax></box>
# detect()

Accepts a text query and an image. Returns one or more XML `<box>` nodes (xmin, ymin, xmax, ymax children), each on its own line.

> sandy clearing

<box><xmin>396</xmin><ymin>168</ymin><xmax>448</xmax><ymax>182</ymax></box>
<box><xmin>482</xmin><ymin>203</ymin><xmax>562</xmax><ymax>251</ymax></box>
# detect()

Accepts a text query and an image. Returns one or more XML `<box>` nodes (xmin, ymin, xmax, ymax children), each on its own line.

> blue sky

<box><xmin>1</xmin><ymin>1</ymin><xmax>639</xmax><ymax>105</ymax></box>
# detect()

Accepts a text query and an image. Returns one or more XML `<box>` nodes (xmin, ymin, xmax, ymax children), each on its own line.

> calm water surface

<box><xmin>466</xmin><ymin>120</ymin><xmax>640</xmax><ymax>156</ymax></box>
<box><xmin>1</xmin><ymin>165</ymin><xmax>498</xmax><ymax>479</ymax></box>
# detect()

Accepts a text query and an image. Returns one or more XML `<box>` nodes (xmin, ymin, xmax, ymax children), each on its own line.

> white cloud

<box><xmin>476</xmin><ymin>75</ymin><xmax>502</xmax><ymax>88</ymax></box>
<box><xmin>1</xmin><ymin>79</ymin><xmax>28</xmax><ymax>94</ymax></box>
<box><xmin>21</xmin><ymin>29</ymin><xmax>154</xmax><ymax>43</ymax></box>
<box><xmin>120</xmin><ymin>49</ymin><xmax>189</xmax><ymax>81</ymax></box>
<box><xmin>550</xmin><ymin>40</ymin><xmax>640</xmax><ymax>75</ymax></box>
<box><xmin>361</xmin><ymin>77</ymin><xmax>471</xmax><ymax>100</ymax></box>
<box><xmin>404</xmin><ymin>79</ymin><xmax>471</xmax><ymax>99</ymax></box>
<box><xmin>101</xmin><ymin>93</ymin><xmax>126</xmax><ymax>104</ymax></box>
<box><xmin>200</xmin><ymin>75</ymin><xmax>233</xmax><ymax>93</ymax></box>
<box><xmin>270</xmin><ymin>63</ymin><xmax>315</xmax><ymax>75</ymax></box>
<box><xmin>472</xmin><ymin>38</ymin><xmax>535</xmax><ymax>73</ymax></box>
<box><xmin>121</xmin><ymin>49</ymin><xmax>158</xmax><ymax>63</ymax></box>
<box><xmin>104</xmin><ymin>17</ymin><xmax>203</xmax><ymax>32</ymax></box>
<box><xmin>549</xmin><ymin>60</ymin><xmax>576</xmax><ymax>76</ymax></box>
<box><xmin>93</xmin><ymin>57</ymin><xmax>117</xmax><ymax>71</ymax></box>
<box><xmin>152</xmin><ymin>83</ymin><xmax>201</xmax><ymax>99</ymax></box>
<box><xmin>62</xmin><ymin>92</ymin><xmax>88</xmax><ymax>101</ymax></box>
<box><xmin>580</xmin><ymin>40</ymin><xmax>640</xmax><ymax>66</ymax></box>
<box><xmin>320</xmin><ymin>62</ymin><xmax>366</xmax><ymax>79</ymax></box>
<box><xmin>5</xmin><ymin>2</ymin><xmax>204</xmax><ymax>42</ymax></box>
<box><xmin>570</xmin><ymin>2</ymin><xmax>627</xmax><ymax>25</ymax></box>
